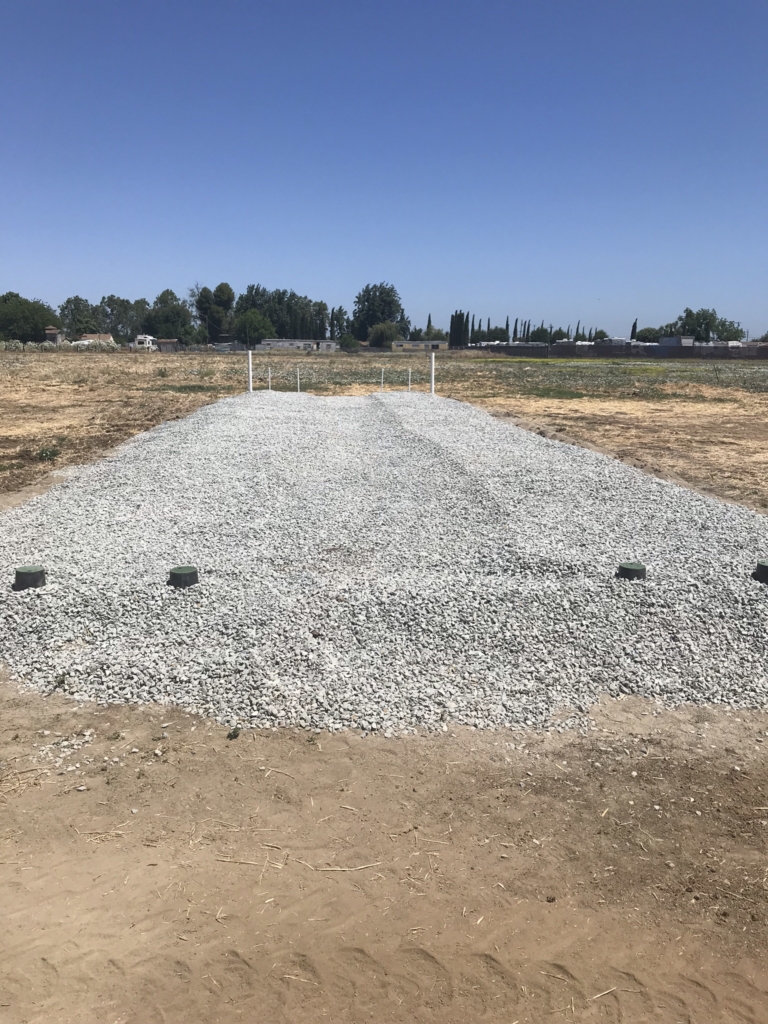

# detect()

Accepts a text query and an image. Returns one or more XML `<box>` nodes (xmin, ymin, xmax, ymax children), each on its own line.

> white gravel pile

<box><xmin>1</xmin><ymin>391</ymin><xmax>768</xmax><ymax>734</ymax></box>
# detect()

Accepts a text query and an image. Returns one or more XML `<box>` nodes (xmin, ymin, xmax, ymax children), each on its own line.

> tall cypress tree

<box><xmin>450</xmin><ymin>311</ymin><xmax>466</xmax><ymax>348</ymax></box>
<box><xmin>575</xmin><ymin>320</ymin><xmax>580</xmax><ymax>341</ymax></box>
<box><xmin>462</xmin><ymin>312</ymin><xmax>470</xmax><ymax>346</ymax></box>
<box><xmin>505</xmin><ymin>315</ymin><xmax>510</xmax><ymax>340</ymax></box>
<box><xmin>427</xmin><ymin>313</ymin><xmax>432</xmax><ymax>331</ymax></box>
<box><xmin>513</xmin><ymin>317</ymin><xmax>518</xmax><ymax>341</ymax></box>
<box><xmin>630</xmin><ymin>318</ymin><xmax>637</xmax><ymax>340</ymax></box>
<box><xmin>487</xmin><ymin>317</ymin><xmax>490</xmax><ymax>333</ymax></box>
<box><xmin>471</xmin><ymin>314</ymin><xmax>475</xmax><ymax>335</ymax></box>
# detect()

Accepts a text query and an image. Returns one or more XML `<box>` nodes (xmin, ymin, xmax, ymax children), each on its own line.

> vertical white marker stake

<box><xmin>430</xmin><ymin>352</ymin><xmax>435</xmax><ymax>395</ymax></box>
<box><xmin>297</xmin><ymin>367</ymin><xmax>301</xmax><ymax>393</ymax></box>
<box><xmin>380</xmin><ymin>367</ymin><xmax>384</xmax><ymax>392</ymax></box>
<box><xmin>248</xmin><ymin>350</ymin><xmax>253</xmax><ymax>393</ymax></box>
<box><xmin>408</xmin><ymin>368</ymin><xmax>411</xmax><ymax>392</ymax></box>
<box><xmin>268</xmin><ymin>366</ymin><xmax>271</xmax><ymax>390</ymax></box>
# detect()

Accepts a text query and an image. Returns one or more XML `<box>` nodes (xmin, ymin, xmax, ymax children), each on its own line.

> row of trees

<box><xmin>447</xmin><ymin>312</ymin><xmax>609</xmax><ymax>348</ymax></box>
<box><xmin>0</xmin><ymin>288</ymin><xmax>759</xmax><ymax>349</ymax></box>
<box><xmin>631</xmin><ymin>308</ymin><xmax>745</xmax><ymax>343</ymax></box>
<box><xmin>449</xmin><ymin>312</ymin><xmax>513</xmax><ymax>347</ymax></box>
<box><xmin>0</xmin><ymin>282</ymin><xmax>413</xmax><ymax>348</ymax></box>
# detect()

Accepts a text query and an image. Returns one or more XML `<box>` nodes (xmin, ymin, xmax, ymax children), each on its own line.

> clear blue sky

<box><xmin>1</xmin><ymin>0</ymin><xmax>766</xmax><ymax>336</ymax></box>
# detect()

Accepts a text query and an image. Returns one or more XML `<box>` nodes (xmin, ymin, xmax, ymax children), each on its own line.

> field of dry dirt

<box><xmin>2</xmin><ymin>679</ymin><xmax>767</xmax><ymax>1024</ymax></box>
<box><xmin>2</xmin><ymin>350</ymin><xmax>768</xmax><ymax>1023</ymax></box>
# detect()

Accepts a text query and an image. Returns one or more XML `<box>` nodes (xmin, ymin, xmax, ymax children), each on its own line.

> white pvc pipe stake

<box><xmin>408</xmin><ymin>368</ymin><xmax>411</xmax><ymax>392</ymax></box>
<box><xmin>297</xmin><ymin>367</ymin><xmax>301</xmax><ymax>393</ymax></box>
<box><xmin>268</xmin><ymin>366</ymin><xmax>271</xmax><ymax>390</ymax></box>
<box><xmin>247</xmin><ymin>350</ymin><xmax>253</xmax><ymax>393</ymax></box>
<box><xmin>430</xmin><ymin>352</ymin><xmax>435</xmax><ymax>395</ymax></box>
<box><xmin>380</xmin><ymin>367</ymin><xmax>384</xmax><ymax>392</ymax></box>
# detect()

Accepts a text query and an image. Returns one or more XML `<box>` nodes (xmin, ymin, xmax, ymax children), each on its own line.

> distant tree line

<box><xmin>633</xmin><ymin>308</ymin><xmax>746</xmax><ymax>344</ymax></box>
<box><xmin>0</xmin><ymin>281</ymin><xmax>413</xmax><ymax>349</ymax></box>
<box><xmin>0</xmin><ymin>288</ymin><xmax>762</xmax><ymax>349</ymax></box>
<box><xmin>447</xmin><ymin>313</ymin><xmax>609</xmax><ymax>348</ymax></box>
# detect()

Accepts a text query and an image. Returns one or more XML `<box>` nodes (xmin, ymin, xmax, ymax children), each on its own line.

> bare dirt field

<box><xmin>2</xmin><ymin>679</ymin><xmax>767</xmax><ymax>1024</ymax></box>
<box><xmin>2</xmin><ymin>350</ymin><xmax>768</xmax><ymax>1023</ymax></box>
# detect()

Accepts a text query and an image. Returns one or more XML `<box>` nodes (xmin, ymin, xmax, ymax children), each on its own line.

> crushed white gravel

<box><xmin>1</xmin><ymin>390</ymin><xmax>768</xmax><ymax>734</ymax></box>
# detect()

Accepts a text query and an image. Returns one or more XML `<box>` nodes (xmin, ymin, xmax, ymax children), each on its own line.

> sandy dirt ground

<box><xmin>1</xmin><ymin>681</ymin><xmax>767</xmax><ymax>1024</ymax></box>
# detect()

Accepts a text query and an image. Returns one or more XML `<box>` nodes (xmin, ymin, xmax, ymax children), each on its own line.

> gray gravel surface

<box><xmin>1</xmin><ymin>391</ymin><xmax>768</xmax><ymax>734</ymax></box>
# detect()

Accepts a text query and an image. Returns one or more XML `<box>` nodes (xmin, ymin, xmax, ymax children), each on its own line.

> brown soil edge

<box><xmin>0</xmin><ymin>469</ymin><xmax>72</xmax><ymax>512</ymax></box>
<box><xmin>487</xmin><ymin>406</ymin><xmax>765</xmax><ymax>515</ymax></box>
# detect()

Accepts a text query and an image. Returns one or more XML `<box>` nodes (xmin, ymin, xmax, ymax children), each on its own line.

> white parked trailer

<box><xmin>131</xmin><ymin>334</ymin><xmax>158</xmax><ymax>352</ymax></box>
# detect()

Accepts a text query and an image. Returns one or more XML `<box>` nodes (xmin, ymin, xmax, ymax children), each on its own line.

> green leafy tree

<box><xmin>0</xmin><ymin>292</ymin><xmax>60</xmax><ymax>343</ymax></box>
<box><xmin>367</xmin><ymin>321</ymin><xmax>400</xmax><ymax>348</ymax></box>
<box><xmin>311</xmin><ymin>301</ymin><xmax>329</xmax><ymax>340</ymax></box>
<box><xmin>192</xmin><ymin>282</ymin><xmax>235</xmax><ymax>343</ymax></box>
<box><xmin>234</xmin><ymin>308</ymin><xmax>275</xmax><ymax>347</ymax></box>
<box><xmin>449</xmin><ymin>310</ymin><xmax>469</xmax><ymax>348</ymax></box>
<box><xmin>410</xmin><ymin>327</ymin><xmax>424</xmax><ymax>340</ymax></box>
<box><xmin>143</xmin><ymin>290</ymin><xmax>194</xmax><ymax>342</ymax></box>
<box><xmin>334</xmin><ymin>306</ymin><xmax>350</xmax><ymax>338</ymax></box>
<box><xmin>635</xmin><ymin>326</ymin><xmax>661</xmax><ymax>343</ymax></box>
<box><xmin>235</xmin><ymin>284</ymin><xmax>329</xmax><ymax>340</ymax></box>
<box><xmin>669</xmin><ymin>307</ymin><xmax>744</xmax><ymax>342</ymax></box>
<box><xmin>529</xmin><ymin>326</ymin><xmax>550</xmax><ymax>344</ymax></box>
<box><xmin>97</xmin><ymin>295</ymin><xmax>149</xmax><ymax>343</ymax></box>
<box><xmin>59</xmin><ymin>295</ymin><xmax>99</xmax><ymax>338</ymax></box>
<box><xmin>329</xmin><ymin>305</ymin><xmax>350</xmax><ymax>339</ymax></box>
<box><xmin>637</xmin><ymin>308</ymin><xmax>745</xmax><ymax>344</ymax></box>
<box><xmin>424</xmin><ymin>322</ymin><xmax>447</xmax><ymax>341</ymax></box>
<box><xmin>352</xmin><ymin>283</ymin><xmax>409</xmax><ymax>341</ymax></box>
<box><xmin>339</xmin><ymin>334</ymin><xmax>359</xmax><ymax>352</ymax></box>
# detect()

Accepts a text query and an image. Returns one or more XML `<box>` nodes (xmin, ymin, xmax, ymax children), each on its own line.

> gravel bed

<box><xmin>1</xmin><ymin>391</ymin><xmax>768</xmax><ymax>734</ymax></box>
